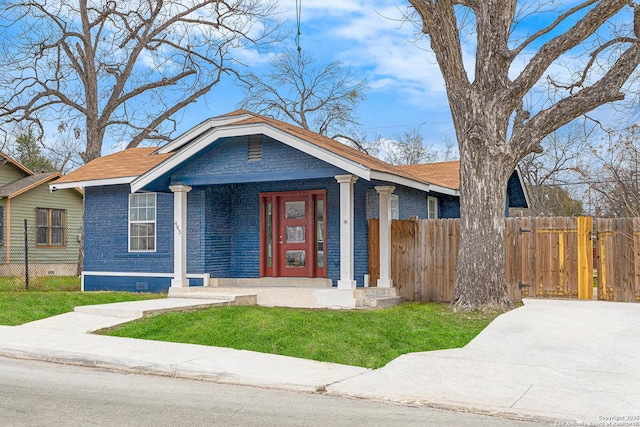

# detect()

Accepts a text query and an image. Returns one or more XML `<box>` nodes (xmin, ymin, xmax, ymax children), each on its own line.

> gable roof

<box><xmin>52</xmin><ymin>147</ymin><xmax>173</xmax><ymax>189</ymax></box>
<box><xmin>0</xmin><ymin>151</ymin><xmax>34</xmax><ymax>176</ymax></box>
<box><xmin>52</xmin><ymin>110</ymin><xmax>461</xmax><ymax>195</ymax></box>
<box><xmin>130</xmin><ymin>110</ymin><xmax>459</xmax><ymax>194</ymax></box>
<box><xmin>0</xmin><ymin>172</ymin><xmax>61</xmax><ymax>198</ymax></box>
<box><xmin>398</xmin><ymin>161</ymin><xmax>461</xmax><ymax>190</ymax></box>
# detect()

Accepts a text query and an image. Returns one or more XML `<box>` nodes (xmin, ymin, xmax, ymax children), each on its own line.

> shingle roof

<box><xmin>0</xmin><ymin>172</ymin><xmax>61</xmax><ymax>198</ymax></box>
<box><xmin>51</xmin><ymin>112</ymin><xmax>460</xmax><ymax>192</ymax></box>
<box><xmin>0</xmin><ymin>151</ymin><xmax>34</xmax><ymax>176</ymax></box>
<box><xmin>398</xmin><ymin>161</ymin><xmax>460</xmax><ymax>190</ymax></box>
<box><xmin>53</xmin><ymin>147</ymin><xmax>172</xmax><ymax>185</ymax></box>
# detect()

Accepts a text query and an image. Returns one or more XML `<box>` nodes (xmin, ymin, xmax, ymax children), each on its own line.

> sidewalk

<box><xmin>0</xmin><ymin>297</ymin><xmax>638</xmax><ymax>423</ymax></box>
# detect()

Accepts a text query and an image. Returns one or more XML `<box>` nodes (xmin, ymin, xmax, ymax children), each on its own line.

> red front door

<box><xmin>260</xmin><ymin>190</ymin><xmax>326</xmax><ymax>278</ymax></box>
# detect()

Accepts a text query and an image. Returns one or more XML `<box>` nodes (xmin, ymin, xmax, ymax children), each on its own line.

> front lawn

<box><xmin>0</xmin><ymin>292</ymin><xmax>164</xmax><ymax>326</ymax></box>
<box><xmin>100</xmin><ymin>303</ymin><xmax>500</xmax><ymax>368</ymax></box>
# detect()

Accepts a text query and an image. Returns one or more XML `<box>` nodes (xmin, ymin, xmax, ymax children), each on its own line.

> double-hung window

<box><xmin>129</xmin><ymin>193</ymin><xmax>156</xmax><ymax>252</ymax></box>
<box><xmin>390</xmin><ymin>194</ymin><xmax>399</xmax><ymax>220</ymax></box>
<box><xmin>36</xmin><ymin>208</ymin><xmax>66</xmax><ymax>246</ymax></box>
<box><xmin>428</xmin><ymin>196</ymin><xmax>438</xmax><ymax>219</ymax></box>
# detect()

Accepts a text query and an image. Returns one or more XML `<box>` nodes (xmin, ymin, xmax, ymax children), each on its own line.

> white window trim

<box><xmin>128</xmin><ymin>193</ymin><xmax>157</xmax><ymax>252</ymax></box>
<box><xmin>428</xmin><ymin>196</ymin><xmax>438</xmax><ymax>219</ymax></box>
<box><xmin>390</xmin><ymin>194</ymin><xmax>399</xmax><ymax>220</ymax></box>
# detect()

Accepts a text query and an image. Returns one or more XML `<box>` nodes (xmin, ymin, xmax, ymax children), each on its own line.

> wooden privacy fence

<box><xmin>369</xmin><ymin>216</ymin><xmax>640</xmax><ymax>303</ymax></box>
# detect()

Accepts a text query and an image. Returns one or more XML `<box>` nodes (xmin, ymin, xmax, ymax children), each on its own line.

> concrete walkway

<box><xmin>328</xmin><ymin>299</ymin><xmax>640</xmax><ymax>421</ymax></box>
<box><xmin>0</xmin><ymin>297</ymin><xmax>638</xmax><ymax>423</ymax></box>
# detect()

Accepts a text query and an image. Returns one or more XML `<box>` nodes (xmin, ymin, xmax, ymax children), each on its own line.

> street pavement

<box><xmin>0</xmin><ymin>297</ymin><xmax>638</xmax><ymax>424</ymax></box>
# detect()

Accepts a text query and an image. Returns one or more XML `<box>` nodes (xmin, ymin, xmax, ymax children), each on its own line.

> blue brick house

<box><xmin>52</xmin><ymin>110</ymin><xmax>528</xmax><ymax>294</ymax></box>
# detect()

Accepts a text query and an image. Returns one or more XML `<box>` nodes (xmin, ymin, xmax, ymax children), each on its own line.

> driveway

<box><xmin>327</xmin><ymin>299</ymin><xmax>640</xmax><ymax>422</ymax></box>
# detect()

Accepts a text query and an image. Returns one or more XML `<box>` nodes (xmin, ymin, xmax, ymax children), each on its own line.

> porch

<box><xmin>168</xmin><ymin>278</ymin><xmax>401</xmax><ymax>309</ymax></box>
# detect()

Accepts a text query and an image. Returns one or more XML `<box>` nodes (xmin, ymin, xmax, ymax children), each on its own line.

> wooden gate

<box><xmin>507</xmin><ymin>216</ymin><xmax>593</xmax><ymax>299</ymax></box>
<box><xmin>595</xmin><ymin>218</ymin><xmax>640</xmax><ymax>302</ymax></box>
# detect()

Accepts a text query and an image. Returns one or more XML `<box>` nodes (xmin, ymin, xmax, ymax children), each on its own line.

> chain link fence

<box><xmin>0</xmin><ymin>221</ymin><xmax>82</xmax><ymax>291</ymax></box>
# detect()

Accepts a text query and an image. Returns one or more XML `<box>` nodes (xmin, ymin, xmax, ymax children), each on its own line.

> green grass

<box><xmin>0</xmin><ymin>276</ymin><xmax>81</xmax><ymax>292</ymax></box>
<box><xmin>100</xmin><ymin>303</ymin><xmax>500</xmax><ymax>369</ymax></box>
<box><xmin>0</xmin><ymin>291</ymin><xmax>164</xmax><ymax>326</ymax></box>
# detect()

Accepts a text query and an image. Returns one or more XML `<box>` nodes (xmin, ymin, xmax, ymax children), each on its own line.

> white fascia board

<box><xmin>132</xmin><ymin>123</ymin><xmax>372</xmax><ymax>193</ymax></box>
<box><xmin>515</xmin><ymin>165</ymin><xmax>531</xmax><ymax>207</ymax></box>
<box><xmin>370</xmin><ymin>171</ymin><xmax>430</xmax><ymax>193</ymax></box>
<box><xmin>429</xmin><ymin>184</ymin><xmax>459</xmax><ymax>197</ymax></box>
<box><xmin>50</xmin><ymin>176</ymin><xmax>135</xmax><ymax>191</ymax></box>
<box><xmin>155</xmin><ymin>114</ymin><xmax>254</xmax><ymax>154</ymax></box>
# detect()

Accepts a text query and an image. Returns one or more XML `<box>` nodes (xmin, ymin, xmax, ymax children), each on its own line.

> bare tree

<box><xmin>408</xmin><ymin>1</ymin><xmax>640</xmax><ymax>310</ymax></box>
<box><xmin>383</xmin><ymin>128</ymin><xmax>439</xmax><ymax>165</ymax></box>
<box><xmin>0</xmin><ymin>0</ymin><xmax>279</xmax><ymax>163</ymax></box>
<box><xmin>238</xmin><ymin>48</ymin><xmax>368</xmax><ymax>140</ymax></box>
<box><xmin>576</xmin><ymin>125</ymin><xmax>640</xmax><ymax>217</ymax></box>
<box><xmin>520</xmin><ymin>124</ymin><xmax>588</xmax><ymax>216</ymax></box>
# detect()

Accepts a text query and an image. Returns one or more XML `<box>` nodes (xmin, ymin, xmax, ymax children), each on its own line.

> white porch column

<box><xmin>375</xmin><ymin>186</ymin><xmax>395</xmax><ymax>288</ymax></box>
<box><xmin>335</xmin><ymin>174</ymin><xmax>358</xmax><ymax>289</ymax></box>
<box><xmin>170</xmin><ymin>185</ymin><xmax>192</xmax><ymax>288</ymax></box>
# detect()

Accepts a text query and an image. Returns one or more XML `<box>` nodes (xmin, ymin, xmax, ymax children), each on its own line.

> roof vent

<box><xmin>248</xmin><ymin>135</ymin><xmax>262</xmax><ymax>161</ymax></box>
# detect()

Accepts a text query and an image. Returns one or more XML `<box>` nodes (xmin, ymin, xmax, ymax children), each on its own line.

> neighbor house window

<box><xmin>428</xmin><ymin>196</ymin><xmax>438</xmax><ymax>219</ymax></box>
<box><xmin>0</xmin><ymin>206</ymin><xmax>3</xmax><ymax>246</ymax></box>
<box><xmin>129</xmin><ymin>193</ymin><xmax>156</xmax><ymax>252</ymax></box>
<box><xmin>390</xmin><ymin>194</ymin><xmax>399</xmax><ymax>220</ymax></box>
<box><xmin>36</xmin><ymin>208</ymin><xmax>66</xmax><ymax>246</ymax></box>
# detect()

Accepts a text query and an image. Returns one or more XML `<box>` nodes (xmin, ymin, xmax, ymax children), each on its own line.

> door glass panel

<box><xmin>286</xmin><ymin>226</ymin><xmax>305</xmax><ymax>243</ymax></box>
<box><xmin>286</xmin><ymin>250</ymin><xmax>306</xmax><ymax>267</ymax></box>
<box><xmin>316</xmin><ymin>199</ymin><xmax>324</xmax><ymax>268</ymax></box>
<box><xmin>267</xmin><ymin>202</ymin><xmax>273</xmax><ymax>267</ymax></box>
<box><xmin>285</xmin><ymin>201</ymin><xmax>305</xmax><ymax>219</ymax></box>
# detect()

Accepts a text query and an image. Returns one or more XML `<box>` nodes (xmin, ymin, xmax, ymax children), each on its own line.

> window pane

<box><xmin>316</xmin><ymin>199</ymin><xmax>324</xmax><ymax>268</ymax></box>
<box><xmin>51</xmin><ymin>228</ymin><xmax>63</xmax><ymax>246</ymax></box>
<box><xmin>37</xmin><ymin>227</ymin><xmax>48</xmax><ymax>245</ymax></box>
<box><xmin>286</xmin><ymin>250</ymin><xmax>305</xmax><ymax>267</ymax></box>
<box><xmin>267</xmin><ymin>202</ymin><xmax>272</xmax><ymax>267</ymax></box>
<box><xmin>285</xmin><ymin>201</ymin><xmax>305</xmax><ymax>219</ymax></box>
<box><xmin>36</xmin><ymin>208</ymin><xmax>48</xmax><ymax>227</ymax></box>
<box><xmin>51</xmin><ymin>209</ymin><xmax>64</xmax><ymax>226</ymax></box>
<box><xmin>286</xmin><ymin>226</ymin><xmax>305</xmax><ymax>243</ymax></box>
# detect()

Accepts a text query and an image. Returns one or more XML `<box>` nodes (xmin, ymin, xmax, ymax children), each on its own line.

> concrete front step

<box><xmin>353</xmin><ymin>287</ymin><xmax>398</xmax><ymax>298</ymax></box>
<box><xmin>169</xmin><ymin>291</ymin><xmax>257</xmax><ymax>306</ymax></box>
<box><xmin>354</xmin><ymin>287</ymin><xmax>402</xmax><ymax>309</ymax></box>
<box><xmin>169</xmin><ymin>285</ymin><xmax>402</xmax><ymax>309</ymax></box>
<box><xmin>361</xmin><ymin>296</ymin><xmax>403</xmax><ymax>309</ymax></box>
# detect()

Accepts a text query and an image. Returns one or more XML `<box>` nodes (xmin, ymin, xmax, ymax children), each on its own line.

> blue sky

<box><xmin>170</xmin><ymin>0</ymin><xmax>457</xmax><ymax>152</ymax></box>
<box><xmin>168</xmin><ymin>0</ymin><xmax>639</xmax><ymax>157</ymax></box>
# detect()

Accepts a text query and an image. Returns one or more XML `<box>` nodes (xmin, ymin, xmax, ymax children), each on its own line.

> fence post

<box><xmin>24</xmin><ymin>218</ymin><xmax>29</xmax><ymax>291</ymax></box>
<box><xmin>577</xmin><ymin>216</ymin><xmax>593</xmax><ymax>300</ymax></box>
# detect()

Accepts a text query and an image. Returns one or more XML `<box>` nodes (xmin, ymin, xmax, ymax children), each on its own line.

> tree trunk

<box><xmin>82</xmin><ymin>120</ymin><xmax>105</xmax><ymax>164</ymax></box>
<box><xmin>451</xmin><ymin>147</ymin><xmax>513</xmax><ymax>311</ymax></box>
